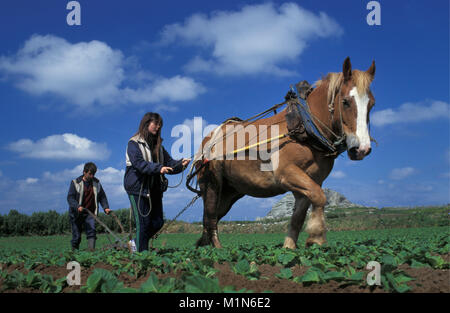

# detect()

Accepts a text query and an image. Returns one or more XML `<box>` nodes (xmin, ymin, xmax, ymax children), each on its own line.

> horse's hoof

<box><xmin>210</xmin><ymin>230</ymin><xmax>223</xmax><ymax>248</ymax></box>
<box><xmin>211</xmin><ymin>238</ymin><xmax>223</xmax><ymax>248</ymax></box>
<box><xmin>305</xmin><ymin>236</ymin><xmax>326</xmax><ymax>247</ymax></box>
<box><xmin>283</xmin><ymin>237</ymin><xmax>297</xmax><ymax>249</ymax></box>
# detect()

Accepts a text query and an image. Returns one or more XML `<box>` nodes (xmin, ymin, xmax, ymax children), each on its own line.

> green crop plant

<box><xmin>0</xmin><ymin>226</ymin><xmax>448</xmax><ymax>293</ymax></box>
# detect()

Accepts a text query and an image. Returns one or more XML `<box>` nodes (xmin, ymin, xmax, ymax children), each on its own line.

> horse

<box><xmin>190</xmin><ymin>57</ymin><xmax>376</xmax><ymax>249</ymax></box>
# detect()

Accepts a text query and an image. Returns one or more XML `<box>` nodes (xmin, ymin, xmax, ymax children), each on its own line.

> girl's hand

<box><xmin>160</xmin><ymin>166</ymin><xmax>173</xmax><ymax>174</ymax></box>
<box><xmin>182</xmin><ymin>158</ymin><xmax>191</xmax><ymax>167</ymax></box>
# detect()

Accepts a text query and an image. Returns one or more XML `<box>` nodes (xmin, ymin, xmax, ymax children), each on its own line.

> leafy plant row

<box><xmin>0</xmin><ymin>269</ymin><xmax>67</xmax><ymax>293</ymax></box>
<box><xmin>0</xmin><ymin>227</ymin><xmax>448</xmax><ymax>293</ymax></box>
<box><xmin>0</xmin><ymin>268</ymin><xmax>250</xmax><ymax>293</ymax></box>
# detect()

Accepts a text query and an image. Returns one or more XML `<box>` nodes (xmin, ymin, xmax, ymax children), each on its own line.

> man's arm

<box><xmin>67</xmin><ymin>180</ymin><xmax>80</xmax><ymax>209</ymax></box>
<box><xmin>97</xmin><ymin>183</ymin><xmax>111</xmax><ymax>214</ymax></box>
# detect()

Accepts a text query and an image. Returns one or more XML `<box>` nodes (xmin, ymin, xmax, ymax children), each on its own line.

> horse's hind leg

<box><xmin>196</xmin><ymin>181</ymin><xmax>222</xmax><ymax>248</ymax></box>
<box><xmin>197</xmin><ymin>182</ymin><xmax>243</xmax><ymax>248</ymax></box>
<box><xmin>283</xmin><ymin>193</ymin><xmax>310</xmax><ymax>249</ymax></box>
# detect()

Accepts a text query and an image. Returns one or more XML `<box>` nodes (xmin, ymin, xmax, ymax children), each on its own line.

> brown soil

<box><xmin>1</xmin><ymin>261</ymin><xmax>448</xmax><ymax>293</ymax></box>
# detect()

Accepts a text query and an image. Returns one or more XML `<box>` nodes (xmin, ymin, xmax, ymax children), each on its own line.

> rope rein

<box><xmin>151</xmin><ymin>194</ymin><xmax>201</xmax><ymax>242</ymax></box>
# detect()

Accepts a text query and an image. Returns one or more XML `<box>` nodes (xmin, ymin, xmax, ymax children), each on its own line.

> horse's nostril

<box><xmin>349</xmin><ymin>147</ymin><xmax>358</xmax><ymax>154</ymax></box>
<box><xmin>366</xmin><ymin>147</ymin><xmax>372</xmax><ymax>156</ymax></box>
<box><xmin>348</xmin><ymin>147</ymin><xmax>358</xmax><ymax>160</ymax></box>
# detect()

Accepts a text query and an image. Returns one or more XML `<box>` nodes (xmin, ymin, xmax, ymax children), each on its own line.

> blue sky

<box><xmin>0</xmin><ymin>0</ymin><xmax>448</xmax><ymax>221</ymax></box>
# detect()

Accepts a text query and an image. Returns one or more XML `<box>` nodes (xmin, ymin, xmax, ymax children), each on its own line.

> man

<box><xmin>67</xmin><ymin>162</ymin><xmax>111</xmax><ymax>251</ymax></box>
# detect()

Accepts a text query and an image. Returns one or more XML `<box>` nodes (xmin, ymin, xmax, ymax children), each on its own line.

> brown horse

<box><xmin>191</xmin><ymin>57</ymin><xmax>376</xmax><ymax>249</ymax></box>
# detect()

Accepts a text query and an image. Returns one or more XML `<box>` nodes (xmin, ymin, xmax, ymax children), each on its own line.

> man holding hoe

<box><xmin>67</xmin><ymin>162</ymin><xmax>111</xmax><ymax>251</ymax></box>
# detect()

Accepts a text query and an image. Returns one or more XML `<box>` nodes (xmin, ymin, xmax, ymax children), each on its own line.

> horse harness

<box><xmin>285</xmin><ymin>80</ymin><xmax>347</xmax><ymax>156</ymax></box>
<box><xmin>186</xmin><ymin>80</ymin><xmax>348</xmax><ymax>195</ymax></box>
<box><xmin>224</xmin><ymin>80</ymin><xmax>348</xmax><ymax>158</ymax></box>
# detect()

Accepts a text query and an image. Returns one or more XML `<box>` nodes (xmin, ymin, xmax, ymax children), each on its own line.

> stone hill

<box><xmin>261</xmin><ymin>189</ymin><xmax>364</xmax><ymax>220</ymax></box>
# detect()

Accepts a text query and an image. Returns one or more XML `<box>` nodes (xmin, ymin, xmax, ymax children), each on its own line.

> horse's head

<box><xmin>335</xmin><ymin>57</ymin><xmax>376</xmax><ymax>160</ymax></box>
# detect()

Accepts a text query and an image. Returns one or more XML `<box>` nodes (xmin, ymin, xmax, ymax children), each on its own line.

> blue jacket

<box><xmin>124</xmin><ymin>135</ymin><xmax>183</xmax><ymax>197</ymax></box>
<box><xmin>67</xmin><ymin>176</ymin><xmax>109</xmax><ymax>217</ymax></box>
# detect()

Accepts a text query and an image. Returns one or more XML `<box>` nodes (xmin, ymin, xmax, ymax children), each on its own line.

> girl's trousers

<box><xmin>128</xmin><ymin>192</ymin><xmax>163</xmax><ymax>252</ymax></box>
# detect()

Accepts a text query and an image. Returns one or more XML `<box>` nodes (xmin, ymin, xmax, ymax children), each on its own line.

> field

<box><xmin>0</xmin><ymin>225</ymin><xmax>448</xmax><ymax>293</ymax></box>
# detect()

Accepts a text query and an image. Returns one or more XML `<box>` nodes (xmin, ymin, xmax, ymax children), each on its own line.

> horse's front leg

<box><xmin>283</xmin><ymin>194</ymin><xmax>310</xmax><ymax>249</ymax></box>
<box><xmin>305</xmin><ymin>204</ymin><xmax>327</xmax><ymax>247</ymax></box>
<box><xmin>280</xmin><ymin>166</ymin><xmax>327</xmax><ymax>247</ymax></box>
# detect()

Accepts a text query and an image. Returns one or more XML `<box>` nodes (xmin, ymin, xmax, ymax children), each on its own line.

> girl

<box><xmin>124</xmin><ymin>112</ymin><xmax>190</xmax><ymax>252</ymax></box>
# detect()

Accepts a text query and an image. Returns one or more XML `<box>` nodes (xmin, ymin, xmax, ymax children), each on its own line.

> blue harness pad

<box><xmin>291</xmin><ymin>88</ymin><xmax>346</xmax><ymax>154</ymax></box>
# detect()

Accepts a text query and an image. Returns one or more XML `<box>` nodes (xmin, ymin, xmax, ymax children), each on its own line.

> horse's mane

<box><xmin>314</xmin><ymin>70</ymin><xmax>373</xmax><ymax>106</ymax></box>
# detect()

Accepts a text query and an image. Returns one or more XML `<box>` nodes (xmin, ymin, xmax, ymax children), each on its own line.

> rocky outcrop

<box><xmin>261</xmin><ymin>189</ymin><xmax>364</xmax><ymax>220</ymax></box>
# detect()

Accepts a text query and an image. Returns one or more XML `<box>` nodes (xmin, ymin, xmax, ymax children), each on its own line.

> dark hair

<box><xmin>135</xmin><ymin>112</ymin><xmax>163</xmax><ymax>161</ymax></box>
<box><xmin>83</xmin><ymin>162</ymin><xmax>97</xmax><ymax>175</ymax></box>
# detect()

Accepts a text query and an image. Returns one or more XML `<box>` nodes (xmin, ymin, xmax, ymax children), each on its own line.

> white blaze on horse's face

<box><xmin>348</xmin><ymin>86</ymin><xmax>371</xmax><ymax>160</ymax></box>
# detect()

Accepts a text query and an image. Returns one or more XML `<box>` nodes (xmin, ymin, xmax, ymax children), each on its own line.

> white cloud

<box><xmin>122</xmin><ymin>75</ymin><xmax>205</xmax><ymax>103</ymax></box>
<box><xmin>330</xmin><ymin>170</ymin><xmax>346</xmax><ymax>179</ymax></box>
<box><xmin>182</xmin><ymin>116</ymin><xmax>218</xmax><ymax>135</ymax></box>
<box><xmin>371</xmin><ymin>100</ymin><xmax>449</xmax><ymax>127</ymax></box>
<box><xmin>43</xmin><ymin>164</ymin><xmax>84</xmax><ymax>183</ymax></box>
<box><xmin>7</xmin><ymin>133</ymin><xmax>111</xmax><ymax>160</ymax></box>
<box><xmin>96</xmin><ymin>167</ymin><xmax>124</xmax><ymax>183</ymax></box>
<box><xmin>389</xmin><ymin>167</ymin><xmax>417</xmax><ymax>180</ymax></box>
<box><xmin>0</xmin><ymin>34</ymin><xmax>205</xmax><ymax>109</ymax></box>
<box><xmin>96</xmin><ymin>166</ymin><xmax>126</xmax><ymax>198</ymax></box>
<box><xmin>25</xmin><ymin>178</ymin><xmax>38</xmax><ymax>184</ymax></box>
<box><xmin>160</xmin><ymin>2</ymin><xmax>343</xmax><ymax>76</ymax></box>
<box><xmin>43</xmin><ymin>164</ymin><xmax>125</xmax><ymax>192</ymax></box>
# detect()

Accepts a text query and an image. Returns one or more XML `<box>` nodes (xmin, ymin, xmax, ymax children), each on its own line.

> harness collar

<box><xmin>286</xmin><ymin>87</ymin><xmax>347</xmax><ymax>156</ymax></box>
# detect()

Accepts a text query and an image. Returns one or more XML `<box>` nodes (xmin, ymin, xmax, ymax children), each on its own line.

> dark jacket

<box><xmin>67</xmin><ymin>176</ymin><xmax>110</xmax><ymax>217</ymax></box>
<box><xmin>124</xmin><ymin>135</ymin><xmax>183</xmax><ymax>197</ymax></box>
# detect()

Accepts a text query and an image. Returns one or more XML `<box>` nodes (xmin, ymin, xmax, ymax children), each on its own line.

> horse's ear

<box><xmin>367</xmin><ymin>60</ymin><xmax>376</xmax><ymax>78</ymax></box>
<box><xmin>343</xmin><ymin>57</ymin><xmax>352</xmax><ymax>82</ymax></box>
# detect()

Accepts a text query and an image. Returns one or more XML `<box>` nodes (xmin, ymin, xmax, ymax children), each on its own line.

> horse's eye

<box><xmin>342</xmin><ymin>99</ymin><xmax>351</xmax><ymax>108</ymax></box>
